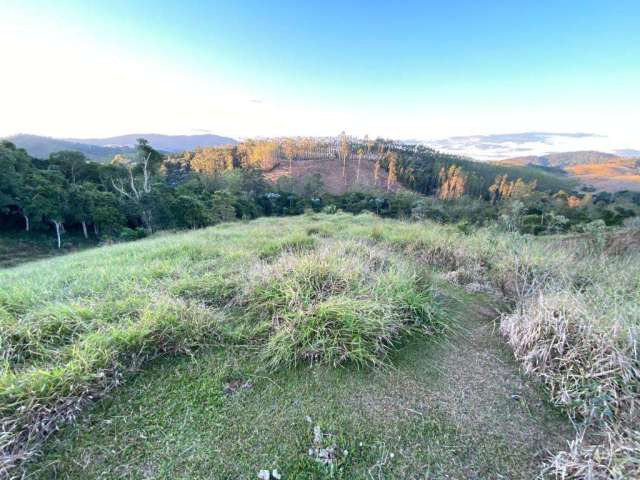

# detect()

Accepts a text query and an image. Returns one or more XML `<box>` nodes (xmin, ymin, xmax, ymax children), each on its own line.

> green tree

<box><xmin>28</xmin><ymin>172</ymin><xmax>68</xmax><ymax>248</ymax></box>
<box><xmin>91</xmin><ymin>190</ymin><xmax>127</xmax><ymax>236</ymax></box>
<box><xmin>173</xmin><ymin>195</ymin><xmax>211</xmax><ymax>229</ymax></box>
<box><xmin>49</xmin><ymin>150</ymin><xmax>88</xmax><ymax>184</ymax></box>
<box><xmin>68</xmin><ymin>184</ymin><xmax>95</xmax><ymax>238</ymax></box>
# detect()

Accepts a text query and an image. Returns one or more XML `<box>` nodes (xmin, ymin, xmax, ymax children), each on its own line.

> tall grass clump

<box><xmin>241</xmin><ymin>240</ymin><xmax>444</xmax><ymax>369</ymax></box>
<box><xmin>0</xmin><ymin>299</ymin><xmax>223</xmax><ymax>475</ymax></box>
<box><xmin>501</xmin><ymin>254</ymin><xmax>640</xmax><ymax>479</ymax></box>
<box><xmin>0</xmin><ymin>230</ymin><xmax>243</xmax><ymax>476</ymax></box>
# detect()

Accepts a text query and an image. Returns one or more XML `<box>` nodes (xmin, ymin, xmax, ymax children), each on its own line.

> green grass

<box><xmin>27</xmin><ymin>290</ymin><xmax>568</xmax><ymax>479</ymax></box>
<box><xmin>0</xmin><ymin>214</ymin><xmax>448</xmax><ymax>475</ymax></box>
<box><xmin>1</xmin><ymin>212</ymin><xmax>637</xmax><ymax>478</ymax></box>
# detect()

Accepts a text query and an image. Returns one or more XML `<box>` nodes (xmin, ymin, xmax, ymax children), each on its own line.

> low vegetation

<box><xmin>1</xmin><ymin>212</ymin><xmax>638</xmax><ymax>478</ymax></box>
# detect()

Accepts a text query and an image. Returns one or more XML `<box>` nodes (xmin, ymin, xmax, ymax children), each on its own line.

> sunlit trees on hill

<box><xmin>387</xmin><ymin>152</ymin><xmax>398</xmax><ymax>191</ymax></box>
<box><xmin>438</xmin><ymin>165</ymin><xmax>466</xmax><ymax>200</ymax></box>
<box><xmin>338</xmin><ymin>131</ymin><xmax>351</xmax><ymax>182</ymax></box>
<box><xmin>489</xmin><ymin>174</ymin><xmax>537</xmax><ymax>204</ymax></box>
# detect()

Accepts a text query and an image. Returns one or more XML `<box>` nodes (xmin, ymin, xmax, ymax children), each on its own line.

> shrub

<box><xmin>322</xmin><ymin>204</ymin><xmax>338</xmax><ymax>214</ymax></box>
<box><xmin>500</xmin><ymin>252</ymin><xmax>640</xmax><ymax>479</ymax></box>
<box><xmin>119</xmin><ymin>227</ymin><xmax>146</xmax><ymax>241</ymax></box>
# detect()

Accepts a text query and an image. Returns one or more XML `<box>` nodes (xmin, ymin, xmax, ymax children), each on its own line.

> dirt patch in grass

<box><xmin>344</xmin><ymin>292</ymin><xmax>571</xmax><ymax>478</ymax></box>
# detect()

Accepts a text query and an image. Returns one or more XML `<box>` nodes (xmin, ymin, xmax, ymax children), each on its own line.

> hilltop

<box><xmin>2</xmin><ymin>214</ymin><xmax>637</xmax><ymax>479</ymax></box>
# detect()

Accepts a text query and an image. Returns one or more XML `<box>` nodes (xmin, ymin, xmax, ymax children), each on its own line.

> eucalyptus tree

<box><xmin>282</xmin><ymin>138</ymin><xmax>296</xmax><ymax>175</ymax></box>
<box><xmin>110</xmin><ymin>139</ymin><xmax>163</xmax><ymax>231</ymax></box>
<box><xmin>68</xmin><ymin>183</ymin><xmax>95</xmax><ymax>238</ymax></box>
<box><xmin>28</xmin><ymin>171</ymin><xmax>68</xmax><ymax>248</ymax></box>
<box><xmin>338</xmin><ymin>132</ymin><xmax>350</xmax><ymax>182</ymax></box>
<box><xmin>386</xmin><ymin>152</ymin><xmax>398</xmax><ymax>191</ymax></box>
<box><xmin>356</xmin><ymin>147</ymin><xmax>364</xmax><ymax>183</ymax></box>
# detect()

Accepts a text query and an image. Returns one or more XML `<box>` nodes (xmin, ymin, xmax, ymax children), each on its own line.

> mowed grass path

<box><xmin>1</xmin><ymin>214</ymin><xmax>570</xmax><ymax>478</ymax></box>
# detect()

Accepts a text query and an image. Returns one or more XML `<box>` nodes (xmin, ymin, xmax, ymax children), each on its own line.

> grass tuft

<box><xmin>243</xmin><ymin>241</ymin><xmax>443</xmax><ymax>368</ymax></box>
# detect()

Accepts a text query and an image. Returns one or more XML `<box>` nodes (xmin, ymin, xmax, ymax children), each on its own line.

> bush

<box><xmin>321</xmin><ymin>204</ymin><xmax>338</xmax><ymax>214</ymax></box>
<box><xmin>119</xmin><ymin>227</ymin><xmax>146</xmax><ymax>241</ymax></box>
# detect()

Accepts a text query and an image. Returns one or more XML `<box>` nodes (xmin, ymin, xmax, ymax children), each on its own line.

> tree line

<box><xmin>2</xmin><ymin>135</ymin><xmax>638</xmax><ymax>248</ymax></box>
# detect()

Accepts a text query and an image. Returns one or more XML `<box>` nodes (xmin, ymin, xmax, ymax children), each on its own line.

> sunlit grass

<box><xmin>1</xmin><ymin>212</ymin><xmax>638</xmax><ymax>478</ymax></box>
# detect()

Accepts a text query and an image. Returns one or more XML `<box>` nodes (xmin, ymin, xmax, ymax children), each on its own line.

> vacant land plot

<box><xmin>1</xmin><ymin>213</ymin><xmax>637</xmax><ymax>479</ymax></box>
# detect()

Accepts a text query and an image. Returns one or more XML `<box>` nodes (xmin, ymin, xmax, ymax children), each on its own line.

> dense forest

<box><xmin>2</xmin><ymin>135</ymin><xmax>639</xmax><ymax>249</ymax></box>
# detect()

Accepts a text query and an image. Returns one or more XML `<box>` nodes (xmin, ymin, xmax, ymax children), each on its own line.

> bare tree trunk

<box><xmin>23</xmin><ymin>214</ymin><xmax>30</xmax><ymax>232</ymax></box>
<box><xmin>142</xmin><ymin>153</ymin><xmax>151</xmax><ymax>193</ymax></box>
<box><xmin>129</xmin><ymin>168</ymin><xmax>140</xmax><ymax>199</ymax></box>
<box><xmin>142</xmin><ymin>209</ymin><xmax>153</xmax><ymax>233</ymax></box>
<box><xmin>356</xmin><ymin>156</ymin><xmax>361</xmax><ymax>183</ymax></box>
<box><xmin>53</xmin><ymin>221</ymin><xmax>62</xmax><ymax>249</ymax></box>
<box><xmin>94</xmin><ymin>224</ymin><xmax>99</xmax><ymax>236</ymax></box>
<box><xmin>82</xmin><ymin>221</ymin><xmax>88</xmax><ymax>239</ymax></box>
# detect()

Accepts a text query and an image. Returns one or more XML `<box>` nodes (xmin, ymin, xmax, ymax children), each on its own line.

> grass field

<box><xmin>1</xmin><ymin>213</ymin><xmax>638</xmax><ymax>479</ymax></box>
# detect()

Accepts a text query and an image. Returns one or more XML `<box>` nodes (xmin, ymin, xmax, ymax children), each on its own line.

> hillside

<box><xmin>2</xmin><ymin>214</ymin><xmax>637</xmax><ymax>479</ymax></box>
<box><xmin>0</xmin><ymin>214</ymin><xmax>569</xmax><ymax>478</ymax></box>
<box><xmin>564</xmin><ymin>159</ymin><xmax>640</xmax><ymax>192</ymax></box>
<box><xmin>501</xmin><ymin>151</ymin><xmax>640</xmax><ymax>191</ymax></box>
<box><xmin>502</xmin><ymin>150</ymin><xmax>620</xmax><ymax>167</ymax></box>
<box><xmin>3</xmin><ymin>133</ymin><xmax>238</xmax><ymax>161</ymax></box>
<box><xmin>264</xmin><ymin>156</ymin><xmax>408</xmax><ymax>195</ymax></box>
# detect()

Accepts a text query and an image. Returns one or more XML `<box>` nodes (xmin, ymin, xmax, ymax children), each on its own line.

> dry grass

<box><xmin>358</xmin><ymin>218</ymin><xmax>639</xmax><ymax>478</ymax></box>
<box><xmin>263</xmin><ymin>157</ymin><xmax>408</xmax><ymax>194</ymax></box>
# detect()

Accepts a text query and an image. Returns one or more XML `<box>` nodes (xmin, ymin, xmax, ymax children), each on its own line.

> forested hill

<box><xmin>3</xmin><ymin>133</ymin><xmax>238</xmax><ymax>161</ymax></box>
<box><xmin>6</xmin><ymin>134</ymin><xmax>635</xmax><ymax>252</ymax></box>
<box><xmin>68</xmin><ymin>133</ymin><xmax>238</xmax><ymax>152</ymax></box>
<box><xmin>168</xmin><ymin>138</ymin><xmax>574</xmax><ymax>197</ymax></box>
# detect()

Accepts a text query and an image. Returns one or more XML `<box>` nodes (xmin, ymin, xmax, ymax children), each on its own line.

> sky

<box><xmin>1</xmin><ymin>0</ymin><xmax>639</xmax><ymax>148</ymax></box>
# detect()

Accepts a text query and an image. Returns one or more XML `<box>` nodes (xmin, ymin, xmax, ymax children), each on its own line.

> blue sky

<box><xmin>2</xmin><ymin>0</ymin><xmax>639</xmax><ymax>145</ymax></box>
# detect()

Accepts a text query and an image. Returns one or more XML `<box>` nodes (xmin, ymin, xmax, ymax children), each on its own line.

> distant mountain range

<box><xmin>422</xmin><ymin>131</ymin><xmax>640</xmax><ymax>162</ymax></box>
<box><xmin>500</xmin><ymin>151</ymin><xmax>640</xmax><ymax>192</ymax></box>
<box><xmin>66</xmin><ymin>133</ymin><xmax>238</xmax><ymax>152</ymax></box>
<box><xmin>3</xmin><ymin>133</ymin><xmax>238</xmax><ymax>160</ymax></box>
<box><xmin>500</xmin><ymin>151</ymin><xmax>625</xmax><ymax>168</ymax></box>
